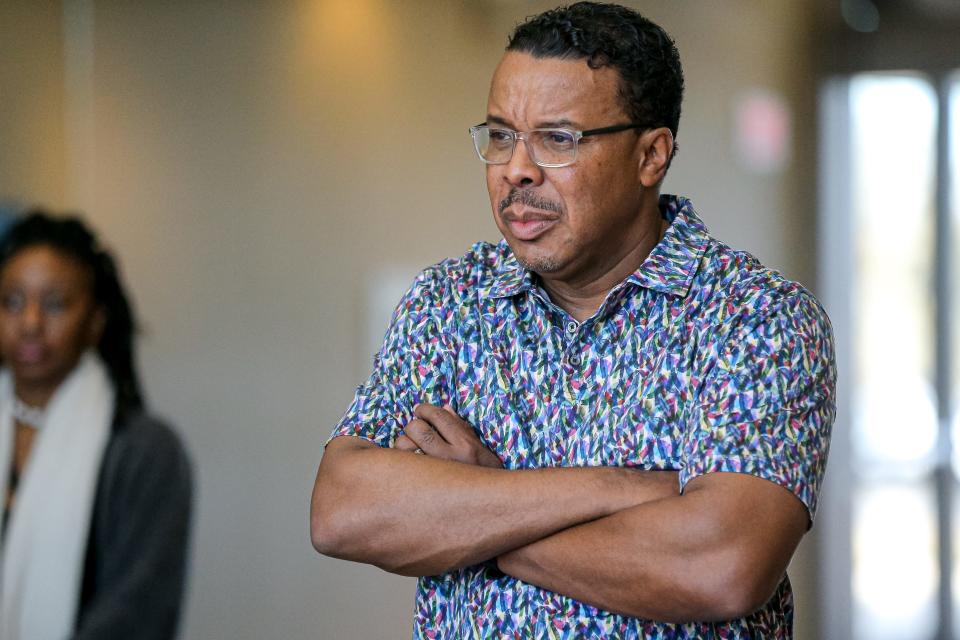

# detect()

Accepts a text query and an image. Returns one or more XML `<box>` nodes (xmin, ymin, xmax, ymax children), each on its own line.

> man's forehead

<box><xmin>487</xmin><ymin>51</ymin><xmax>624</xmax><ymax>125</ymax></box>
<box><xmin>490</xmin><ymin>52</ymin><xmax>611</xmax><ymax>94</ymax></box>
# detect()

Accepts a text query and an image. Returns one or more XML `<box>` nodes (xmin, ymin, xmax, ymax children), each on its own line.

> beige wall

<box><xmin>0</xmin><ymin>0</ymin><xmax>66</xmax><ymax>210</ymax></box>
<box><xmin>0</xmin><ymin>2</ymin><xmax>822</xmax><ymax>638</ymax></box>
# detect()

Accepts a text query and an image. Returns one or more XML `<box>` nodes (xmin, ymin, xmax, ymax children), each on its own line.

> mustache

<box><xmin>497</xmin><ymin>189</ymin><xmax>564</xmax><ymax>216</ymax></box>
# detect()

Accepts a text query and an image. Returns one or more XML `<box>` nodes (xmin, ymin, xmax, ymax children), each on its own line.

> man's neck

<box><xmin>540</xmin><ymin>215</ymin><xmax>668</xmax><ymax>323</ymax></box>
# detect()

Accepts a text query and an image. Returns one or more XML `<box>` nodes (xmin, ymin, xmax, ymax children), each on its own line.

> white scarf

<box><xmin>0</xmin><ymin>352</ymin><xmax>114</xmax><ymax>640</ymax></box>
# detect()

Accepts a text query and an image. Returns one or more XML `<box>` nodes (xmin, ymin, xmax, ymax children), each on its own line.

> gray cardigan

<box><xmin>74</xmin><ymin>411</ymin><xmax>193</xmax><ymax>640</ymax></box>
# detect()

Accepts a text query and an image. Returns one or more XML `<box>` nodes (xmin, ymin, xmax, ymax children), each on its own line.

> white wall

<box><xmin>0</xmin><ymin>2</ymin><xmax>822</xmax><ymax>638</ymax></box>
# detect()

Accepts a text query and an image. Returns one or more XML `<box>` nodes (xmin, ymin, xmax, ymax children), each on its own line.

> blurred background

<box><xmin>1</xmin><ymin>0</ymin><xmax>958</xmax><ymax>638</ymax></box>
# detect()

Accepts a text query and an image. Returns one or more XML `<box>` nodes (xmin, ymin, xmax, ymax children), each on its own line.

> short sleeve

<box><xmin>679</xmin><ymin>292</ymin><xmax>836</xmax><ymax>521</ymax></box>
<box><xmin>328</xmin><ymin>266</ymin><xmax>456</xmax><ymax>448</ymax></box>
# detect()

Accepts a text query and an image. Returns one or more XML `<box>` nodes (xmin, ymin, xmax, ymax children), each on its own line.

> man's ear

<box><xmin>639</xmin><ymin>127</ymin><xmax>675</xmax><ymax>188</ymax></box>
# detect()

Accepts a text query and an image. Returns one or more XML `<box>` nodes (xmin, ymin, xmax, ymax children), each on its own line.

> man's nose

<box><xmin>503</xmin><ymin>137</ymin><xmax>545</xmax><ymax>188</ymax></box>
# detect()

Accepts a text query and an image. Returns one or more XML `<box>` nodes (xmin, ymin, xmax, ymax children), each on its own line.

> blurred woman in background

<box><xmin>0</xmin><ymin>211</ymin><xmax>192</xmax><ymax>640</ymax></box>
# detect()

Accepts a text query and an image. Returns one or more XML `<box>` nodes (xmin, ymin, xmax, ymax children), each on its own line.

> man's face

<box><xmin>485</xmin><ymin>51</ymin><xmax>652</xmax><ymax>286</ymax></box>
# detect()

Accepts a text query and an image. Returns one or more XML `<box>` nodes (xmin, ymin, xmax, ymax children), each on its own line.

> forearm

<box><xmin>497</xmin><ymin>474</ymin><xmax>806</xmax><ymax>623</ymax></box>
<box><xmin>498</xmin><ymin>496</ymin><xmax>733</xmax><ymax>622</ymax></box>
<box><xmin>311</xmin><ymin>436</ymin><xmax>677</xmax><ymax>576</ymax></box>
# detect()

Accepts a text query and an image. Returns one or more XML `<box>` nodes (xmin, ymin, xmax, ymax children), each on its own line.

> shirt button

<box><xmin>565</xmin><ymin>320</ymin><xmax>578</xmax><ymax>335</ymax></box>
<box><xmin>568</xmin><ymin>353</ymin><xmax>582</xmax><ymax>366</ymax></box>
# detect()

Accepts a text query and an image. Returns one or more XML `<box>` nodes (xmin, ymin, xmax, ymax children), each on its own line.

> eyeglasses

<box><xmin>468</xmin><ymin>122</ymin><xmax>648</xmax><ymax>168</ymax></box>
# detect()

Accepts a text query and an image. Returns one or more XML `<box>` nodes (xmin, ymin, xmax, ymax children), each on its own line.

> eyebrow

<box><xmin>536</xmin><ymin>118</ymin><xmax>577</xmax><ymax>129</ymax></box>
<box><xmin>485</xmin><ymin>115</ymin><xmax>579</xmax><ymax>129</ymax></box>
<box><xmin>485</xmin><ymin>115</ymin><xmax>513</xmax><ymax>127</ymax></box>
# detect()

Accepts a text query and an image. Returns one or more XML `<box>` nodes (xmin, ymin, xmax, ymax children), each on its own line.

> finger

<box><xmin>394</xmin><ymin>434</ymin><xmax>420</xmax><ymax>451</ymax></box>
<box><xmin>413</xmin><ymin>403</ymin><xmax>443</xmax><ymax>421</ymax></box>
<box><xmin>439</xmin><ymin>404</ymin><xmax>479</xmax><ymax>447</ymax></box>
<box><xmin>404</xmin><ymin>418</ymin><xmax>448</xmax><ymax>453</ymax></box>
<box><xmin>414</xmin><ymin>404</ymin><xmax>471</xmax><ymax>444</ymax></box>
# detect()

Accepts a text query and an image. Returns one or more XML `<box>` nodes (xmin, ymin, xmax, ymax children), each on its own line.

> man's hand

<box><xmin>395</xmin><ymin>403</ymin><xmax>503</xmax><ymax>469</ymax></box>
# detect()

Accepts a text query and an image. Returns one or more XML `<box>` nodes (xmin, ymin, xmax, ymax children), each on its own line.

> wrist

<box><xmin>606</xmin><ymin>467</ymin><xmax>680</xmax><ymax>510</ymax></box>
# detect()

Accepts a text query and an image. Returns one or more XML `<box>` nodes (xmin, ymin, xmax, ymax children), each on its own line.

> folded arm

<box><xmin>351</xmin><ymin>404</ymin><xmax>809</xmax><ymax>622</ymax></box>
<box><xmin>497</xmin><ymin>470</ymin><xmax>808</xmax><ymax>623</ymax></box>
<box><xmin>336</xmin><ymin>405</ymin><xmax>808</xmax><ymax>622</ymax></box>
<box><xmin>310</xmin><ymin>404</ymin><xmax>678</xmax><ymax>577</ymax></box>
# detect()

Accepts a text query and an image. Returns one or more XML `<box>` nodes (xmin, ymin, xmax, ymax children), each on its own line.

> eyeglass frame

<box><xmin>468</xmin><ymin>121</ymin><xmax>650</xmax><ymax>168</ymax></box>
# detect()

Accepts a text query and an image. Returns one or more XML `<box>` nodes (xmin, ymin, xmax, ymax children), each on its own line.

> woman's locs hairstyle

<box><xmin>0</xmin><ymin>210</ymin><xmax>144</xmax><ymax>413</ymax></box>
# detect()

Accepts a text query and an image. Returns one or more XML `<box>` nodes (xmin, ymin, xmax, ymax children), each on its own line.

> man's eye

<box><xmin>488</xmin><ymin>129</ymin><xmax>514</xmax><ymax>143</ymax></box>
<box><xmin>545</xmin><ymin>130</ymin><xmax>575</xmax><ymax>146</ymax></box>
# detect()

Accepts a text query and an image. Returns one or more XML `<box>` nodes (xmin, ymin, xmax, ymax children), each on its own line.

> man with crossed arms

<box><xmin>311</xmin><ymin>3</ymin><xmax>835</xmax><ymax>638</ymax></box>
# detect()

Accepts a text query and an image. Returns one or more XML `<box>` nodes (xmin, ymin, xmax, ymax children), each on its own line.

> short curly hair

<box><xmin>507</xmin><ymin>2</ymin><xmax>684</xmax><ymax>154</ymax></box>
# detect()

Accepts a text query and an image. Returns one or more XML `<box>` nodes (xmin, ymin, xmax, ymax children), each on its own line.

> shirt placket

<box><xmin>552</xmin><ymin>315</ymin><xmax>588</xmax><ymax>466</ymax></box>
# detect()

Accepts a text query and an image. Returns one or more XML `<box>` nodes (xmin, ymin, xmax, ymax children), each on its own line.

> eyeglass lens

<box><xmin>472</xmin><ymin>127</ymin><xmax>578</xmax><ymax>167</ymax></box>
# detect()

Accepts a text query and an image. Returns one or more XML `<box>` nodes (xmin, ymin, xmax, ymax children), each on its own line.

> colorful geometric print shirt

<box><xmin>331</xmin><ymin>195</ymin><xmax>836</xmax><ymax>640</ymax></box>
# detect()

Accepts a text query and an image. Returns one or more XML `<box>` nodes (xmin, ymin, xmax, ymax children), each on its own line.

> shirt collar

<box><xmin>482</xmin><ymin>247</ymin><xmax>536</xmax><ymax>299</ymax></box>
<box><xmin>482</xmin><ymin>194</ymin><xmax>708</xmax><ymax>300</ymax></box>
<box><xmin>625</xmin><ymin>194</ymin><xmax>708</xmax><ymax>298</ymax></box>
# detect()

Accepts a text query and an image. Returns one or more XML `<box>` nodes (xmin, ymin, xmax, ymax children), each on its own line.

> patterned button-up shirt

<box><xmin>331</xmin><ymin>195</ymin><xmax>836</xmax><ymax>639</ymax></box>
